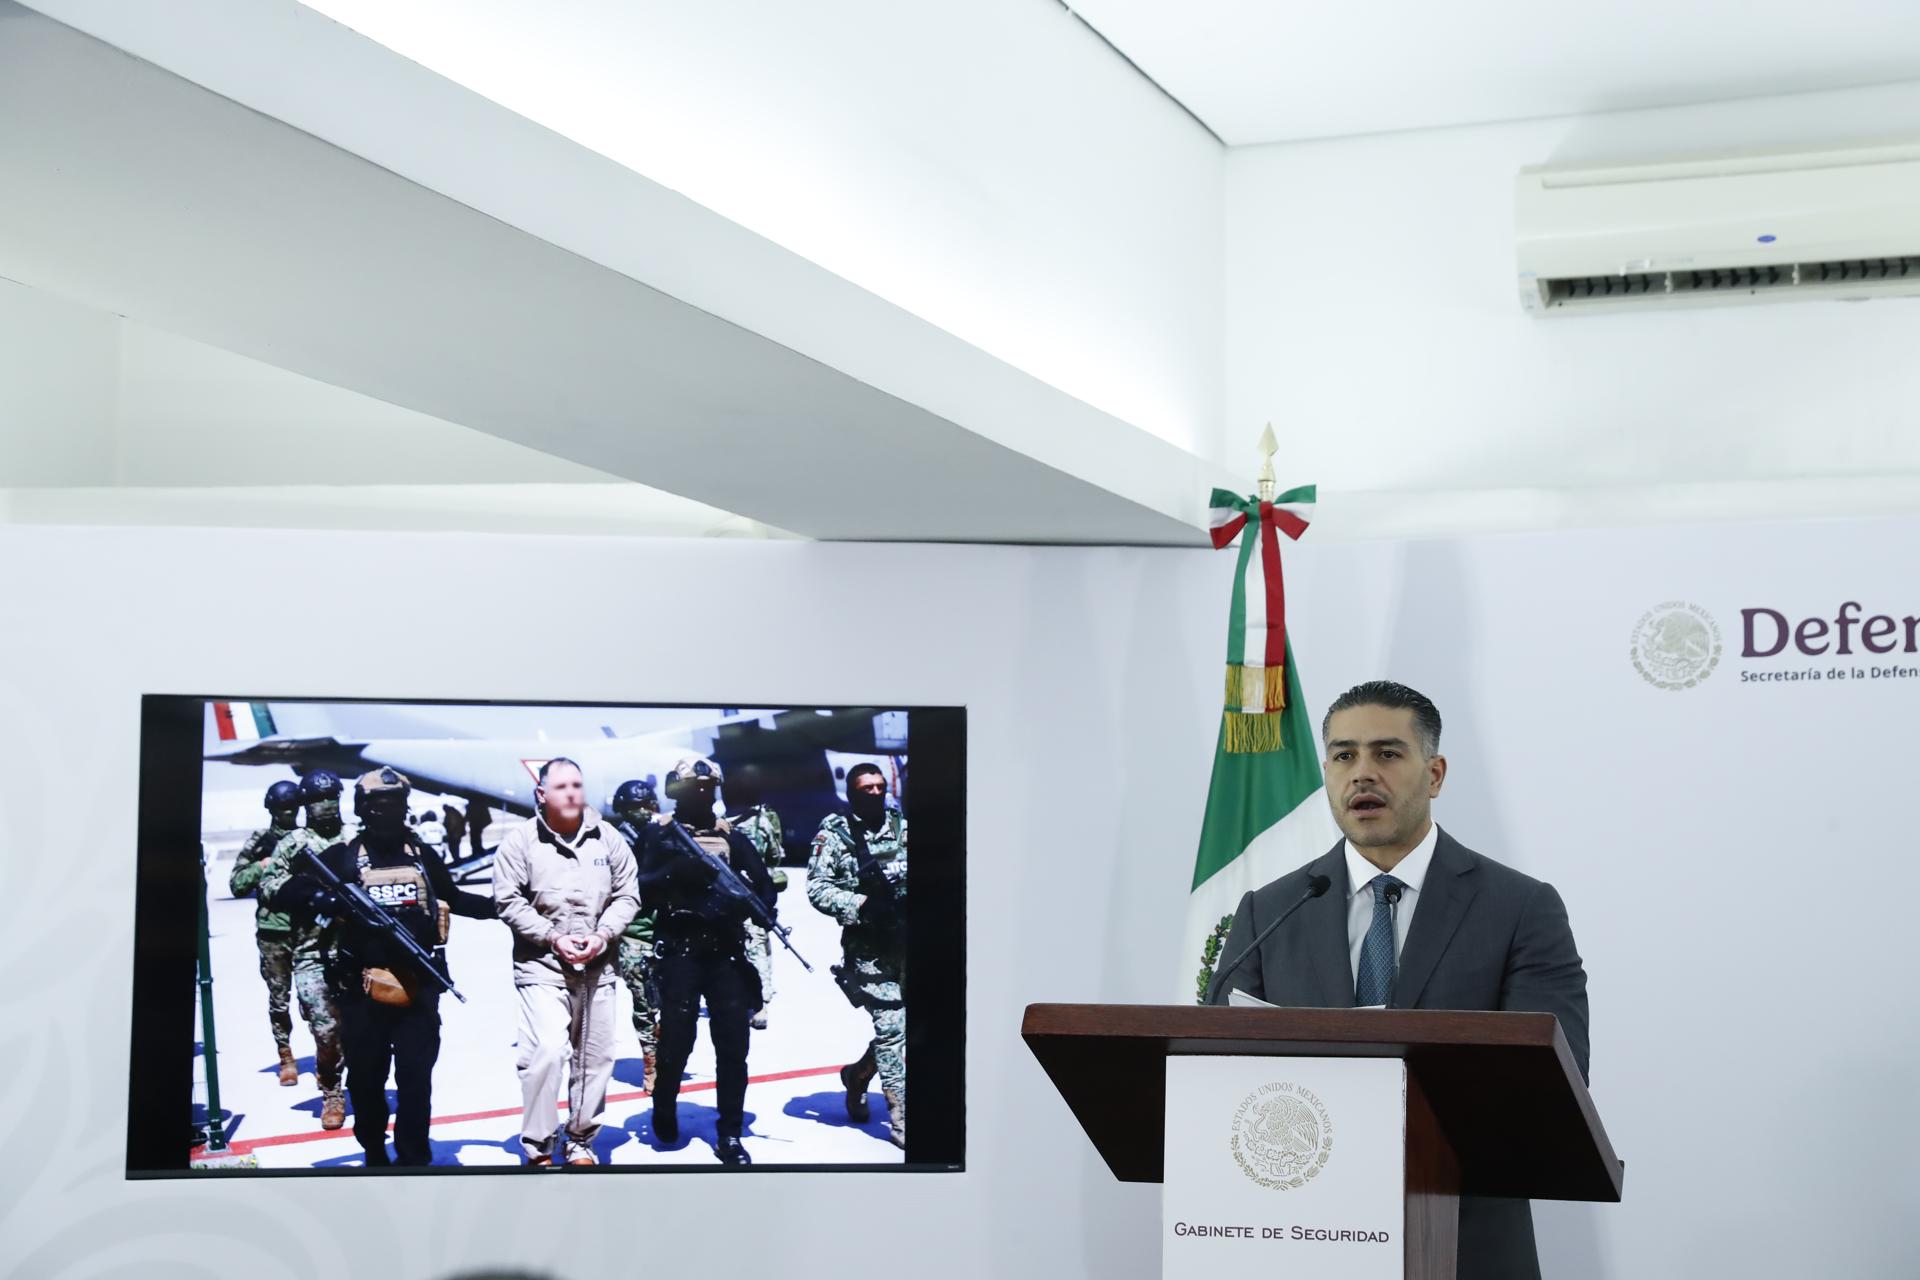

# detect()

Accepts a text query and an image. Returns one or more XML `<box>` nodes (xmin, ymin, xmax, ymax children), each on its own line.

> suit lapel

<box><xmin>1392</xmin><ymin>828</ymin><xmax>1480</xmax><ymax>1009</ymax></box>
<box><xmin>1303</xmin><ymin>844</ymin><xmax>1356</xmax><ymax>1009</ymax></box>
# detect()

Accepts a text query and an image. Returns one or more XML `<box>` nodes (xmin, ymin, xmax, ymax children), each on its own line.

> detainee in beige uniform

<box><xmin>494</xmin><ymin>757</ymin><xmax>640</xmax><ymax>1166</ymax></box>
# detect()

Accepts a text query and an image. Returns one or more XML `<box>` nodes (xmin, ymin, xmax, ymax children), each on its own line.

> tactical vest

<box><xmin>341</xmin><ymin>836</ymin><xmax>448</xmax><ymax>1006</ymax></box>
<box><xmin>354</xmin><ymin>837</ymin><xmax>450</xmax><ymax>945</ymax></box>
<box><xmin>661</xmin><ymin>822</ymin><xmax>753</xmax><ymax>937</ymax></box>
<box><xmin>843</xmin><ymin>812</ymin><xmax>906</xmax><ymax>953</ymax></box>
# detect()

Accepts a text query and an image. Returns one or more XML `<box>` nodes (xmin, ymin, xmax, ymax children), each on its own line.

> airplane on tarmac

<box><xmin>205</xmin><ymin>701</ymin><xmax>907</xmax><ymax>880</ymax></box>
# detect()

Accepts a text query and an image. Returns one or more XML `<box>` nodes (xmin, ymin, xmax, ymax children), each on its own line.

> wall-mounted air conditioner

<box><xmin>1516</xmin><ymin>139</ymin><xmax>1920</xmax><ymax>315</ymax></box>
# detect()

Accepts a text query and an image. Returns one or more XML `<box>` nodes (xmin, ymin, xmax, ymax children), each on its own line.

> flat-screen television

<box><xmin>130</xmin><ymin>697</ymin><xmax>965</xmax><ymax>1175</ymax></box>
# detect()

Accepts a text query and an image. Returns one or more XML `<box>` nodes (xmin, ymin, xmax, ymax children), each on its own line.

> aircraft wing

<box><xmin>205</xmin><ymin>735</ymin><xmax>371</xmax><ymax>774</ymax></box>
<box><xmin>206</xmin><ymin>734</ymin><xmax>676</xmax><ymax>820</ymax></box>
<box><xmin>347</xmin><ymin>740</ymin><xmax>550</xmax><ymax>819</ymax></box>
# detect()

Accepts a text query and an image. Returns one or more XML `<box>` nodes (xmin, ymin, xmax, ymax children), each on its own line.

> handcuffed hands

<box><xmin>550</xmin><ymin>931</ymin><xmax>609</xmax><ymax>964</ymax></box>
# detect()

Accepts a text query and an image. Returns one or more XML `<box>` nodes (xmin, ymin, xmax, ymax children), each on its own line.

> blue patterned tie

<box><xmin>1354</xmin><ymin>874</ymin><xmax>1406</xmax><ymax>1006</ymax></box>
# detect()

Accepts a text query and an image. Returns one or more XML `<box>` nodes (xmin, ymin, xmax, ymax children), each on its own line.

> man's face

<box><xmin>850</xmin><ymin>772</ymin><xmax>887</xmax><ymax>804</ymax></box>
<box><xmin>1323</xmin><ymin>704</ymin><xmax>1446</xmax><ymax>849</ymax></box>
<box><xmin>537</xmin><ymin>763</ymin><xmax>586</xmax><ymax>826</ymax></box>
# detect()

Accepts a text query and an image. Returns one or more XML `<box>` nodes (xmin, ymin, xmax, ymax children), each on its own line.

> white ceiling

<box><xmin>1070</xmin><ymin>0</ymin><xmax>1920</xmax><ymax>146</ymax></box>
<box><xmin>1</xmin><ymin>3</ymin><xmax>1225</xmax><ymax>545</ymax></box>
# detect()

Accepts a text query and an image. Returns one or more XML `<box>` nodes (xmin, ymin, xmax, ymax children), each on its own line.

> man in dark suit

<box><xmin>1208</xmin><ymin>680</ymin><xmax>1588</xmax><ymax>1280</ymax></box>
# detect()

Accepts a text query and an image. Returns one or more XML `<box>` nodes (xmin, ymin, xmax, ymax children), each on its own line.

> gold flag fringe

<box><xmin>1222</xmin><ymin>663</ymin><xmax>1287</xmax><ymax>753</ymax></box>
<box><xmin>1223</xmin><ymin>710</ymin><xmax>1286</xmax><ymax>754</ymax></box>
<box><xmin>1223</xmin><ymin>663</ymin><xmax>1288</xmax><ymax>713</ymax></box>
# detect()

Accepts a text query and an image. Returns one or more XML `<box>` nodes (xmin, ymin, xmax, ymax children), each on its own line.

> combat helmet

<box><xmin>297</xmin><ymin>769</ymin><xmax>343</xmax><ymax>802</ymax></box>
<box><xmin>663</xmin><ymin>755</ymin><xmax>723</xmax><ymax>799</ymax></box>
<box><xmin>613</xmin><ymin>778</ymin><xmax>659</xmax><ymax>815</ymax></box>
<box><xmin>353</xmin><ymin>766</ymin><xmax>412</xmax><ymax>827</ymax></box>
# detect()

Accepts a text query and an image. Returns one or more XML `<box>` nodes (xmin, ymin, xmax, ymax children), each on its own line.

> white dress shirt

<box><xmin>1344</xmin><ymin>821</ymin><xmax>1440</xmax><ymax>991</ymax></box>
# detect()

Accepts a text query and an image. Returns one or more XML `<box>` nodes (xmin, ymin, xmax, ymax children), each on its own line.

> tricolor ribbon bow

<box><xmin>1207</xmin><ymin>484</ymin><xmax>1316</xmax><ymax>753</ymax></box>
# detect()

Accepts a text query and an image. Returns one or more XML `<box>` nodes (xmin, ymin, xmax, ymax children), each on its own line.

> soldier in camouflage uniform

<box><xmin>609</xmin><ymin>779</ymin><xmax>663</xmax><ymax>1092</ymax></box>
<box><xmin>228</xmin><ymin>780</ymin><xmax>304</xmax><ymax>1085</ymax></box>
<box><xmin>730</xmin><ymin>803</ymin><xmax>787</xmax><ymax>1030</ymax></box>
<box><xmin>256</xmin><ymin>770</ymin><xmax>352</xmax><ymax>1130</ymax></box>
<box><xmin>806</xmin><ymin>763</ymin><xmax>907</xmax><ymax>1149</ymax></box>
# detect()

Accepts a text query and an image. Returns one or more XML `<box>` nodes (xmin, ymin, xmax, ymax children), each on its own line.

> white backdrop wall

<box><xmin>1</xmin><ymin>517</ymin><xmax>1916</xmax><ymax>1278</ymax></box>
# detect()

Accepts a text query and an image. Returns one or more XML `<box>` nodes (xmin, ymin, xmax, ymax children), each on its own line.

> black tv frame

<box><xmin>128</xmin><ymin>695</ymin><xmax>967</xmax><ymax>1177</ymax></box>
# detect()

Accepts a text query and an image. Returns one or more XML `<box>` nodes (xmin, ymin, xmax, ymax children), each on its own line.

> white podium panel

<box><xmin>1163</xmin><ymin>1055</ymin><xmax>1405</xmax><ymax>1280</ymax></box>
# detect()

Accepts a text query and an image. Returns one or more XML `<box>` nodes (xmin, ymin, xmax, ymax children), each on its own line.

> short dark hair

<box><xmin>536</xmin><ymin>757</ymin><xmax>582</xmax><ymax>786</ymax></box>
<box><xmin>845</xmin><ymin>763</ymin><xmax>886</xmax><ymax>789</ymax></box>
<box><xmin>1321</xmin><ymin>681</ymin><xmax>1442</xmax><ymax>757</ymax></box>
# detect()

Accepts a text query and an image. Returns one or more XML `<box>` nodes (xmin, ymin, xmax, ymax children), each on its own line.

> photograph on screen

<box><xmin>129</xmin><ymin>698</ymin><xmax>963</xmax><ymax>1175</ymax></box>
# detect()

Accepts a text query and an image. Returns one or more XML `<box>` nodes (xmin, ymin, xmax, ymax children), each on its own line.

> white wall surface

<box><xmin>1225</xmin><ymin>82</ymin><xmax>1920</xmax><ymax>525</ymax></box>
<box><xmin>0</xmin><ymin>276</ymin><xmax>618</xmax><ymax>489</ymax></box>
<box><xmin>1</xmin><ymin>516</ymin><xmax>1916</xmax><ymax>1278</ymax></box>
<box><xmin>0</xmin><ymin>279</ymin><xmax>118</xmax><ymax>485</ymax></box>
<box><xmin>0</xmin><ymin>278</ymin><xmax>766</xmax><ymax>536</ymax></box>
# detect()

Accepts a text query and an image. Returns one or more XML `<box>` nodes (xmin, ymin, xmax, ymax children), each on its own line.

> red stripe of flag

<box><xmin>1257</xmin><ymin>503</ymin><xmax>1286</xmax><ymax>703</ymax></box>
<box><xmin>212</xmin><ymin>703</ymin><xmax>237</xmax><ymax>741</ymax></box>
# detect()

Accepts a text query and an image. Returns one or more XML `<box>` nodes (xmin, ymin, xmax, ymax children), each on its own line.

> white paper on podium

<box><xmin>1226</xmin><ymin>990</ymin><xmax>1386</xmax><ymax>1011</ymax></box>
<box><xmin>1163</xmin><ymin>1055</ymin><xmax>1404</xmax><ymax>1280</ymax></box>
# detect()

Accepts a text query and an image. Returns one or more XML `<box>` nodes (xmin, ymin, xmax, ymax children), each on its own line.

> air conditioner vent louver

<box><xmin>1539</xmin><ymin>256</ymin><xmax>1920</xmax><ymax>310</ymax></box>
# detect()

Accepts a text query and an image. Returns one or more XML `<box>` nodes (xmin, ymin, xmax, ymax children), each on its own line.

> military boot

<box><xmin>276</xmin><ymin>1046</ymin><xmax>299</xmax><ymax>1086</ymax></box>
<box><xmin>882</xmin><ymin>1085</ymin><xmax>906</xmax><ymax>1150</ymax></box>
<box><xmin>841</xmin><ymin>1045</ymin><xmax>877</xmax><ymax>1123</ymax></box>
<box><xmin>320</xmin><ymin>1085</ymin><xmax>346</xmax><ymax>1131</ymax></box>
<box><xmin>642</xmin><ymin>1047</ymin><xmax>658</xmax><ymax>1093</ymax></box>
<box><xmin>652</xmin><ymin>1094</ymin><xmax>679</xmax><ymax>1146</ymax></box>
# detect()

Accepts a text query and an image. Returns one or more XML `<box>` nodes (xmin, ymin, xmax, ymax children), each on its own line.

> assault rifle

<box><xmin>658</xmin><ymin>820</ymin><xmax>813</xmax><ymax>972</ymax></box>
<box><xmin>295</xmin><ymin>847</ymin><xmax>467</xmax><ymax>1003</ymax></box>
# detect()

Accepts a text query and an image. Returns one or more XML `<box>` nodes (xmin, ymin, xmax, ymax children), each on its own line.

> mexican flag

<box><xmin>1185</xmin><ymin>485</ymin><xmax>1342</xmax><ymax>1002</ymax></box>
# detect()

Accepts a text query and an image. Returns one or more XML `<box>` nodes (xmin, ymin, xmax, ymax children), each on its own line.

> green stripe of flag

<box><xmin>250</xmin><ymin>703</ymin><xmax>276</xmax><ymax>737</ymax></box>
<box><xmin>1190</xmin><ymin>639</ymin><xmax>1322</xmax><ymax>889</ymax></box>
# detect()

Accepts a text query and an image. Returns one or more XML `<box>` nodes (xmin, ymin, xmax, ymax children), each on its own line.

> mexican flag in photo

<box><xmin>1185</xmin><ymin>484</ymin><xmax>1342</xmax><ymax>1002</ymax></box>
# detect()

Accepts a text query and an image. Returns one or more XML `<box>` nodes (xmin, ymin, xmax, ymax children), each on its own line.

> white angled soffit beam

<box><xmin>0</xmin><ymin>2</ymin><xmax>1232</xmax><ymax>545</ymax></box>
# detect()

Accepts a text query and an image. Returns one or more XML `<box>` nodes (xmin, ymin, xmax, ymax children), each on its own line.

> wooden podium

<box><xmin>1022</xmin><ymin>1004</ymin><xmax>1623</xmax><ymax>1280</ymax></box>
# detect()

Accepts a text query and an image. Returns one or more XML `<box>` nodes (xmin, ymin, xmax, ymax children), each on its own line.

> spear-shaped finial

<box><xmin>1256</xmin><ymin>422</ymin><xmax>1277</xmax><ymax>502</ymax></box>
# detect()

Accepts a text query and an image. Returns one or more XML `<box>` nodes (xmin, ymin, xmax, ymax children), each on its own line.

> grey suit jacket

<box><xmin>1208</xmin><ymin>828</ymin><xmax>1590</xmax><ymax>1280</ymax></box>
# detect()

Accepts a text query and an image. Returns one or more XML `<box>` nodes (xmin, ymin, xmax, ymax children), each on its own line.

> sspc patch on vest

<box><xmin>360</xmin><ymin>863</ymin><xmax>431</xmax><ymax>916</ymax></box>
<box><xmin>366</xmin><ymin>881</ymin><xmax>422</xmax><ymax>908</ymax></box>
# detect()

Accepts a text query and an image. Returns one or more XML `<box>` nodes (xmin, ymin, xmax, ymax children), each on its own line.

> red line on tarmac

<box><xmin>196</xmin><ymin>1063</ymin><xmax>846</xmax><ymax>1157</ymax></box>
